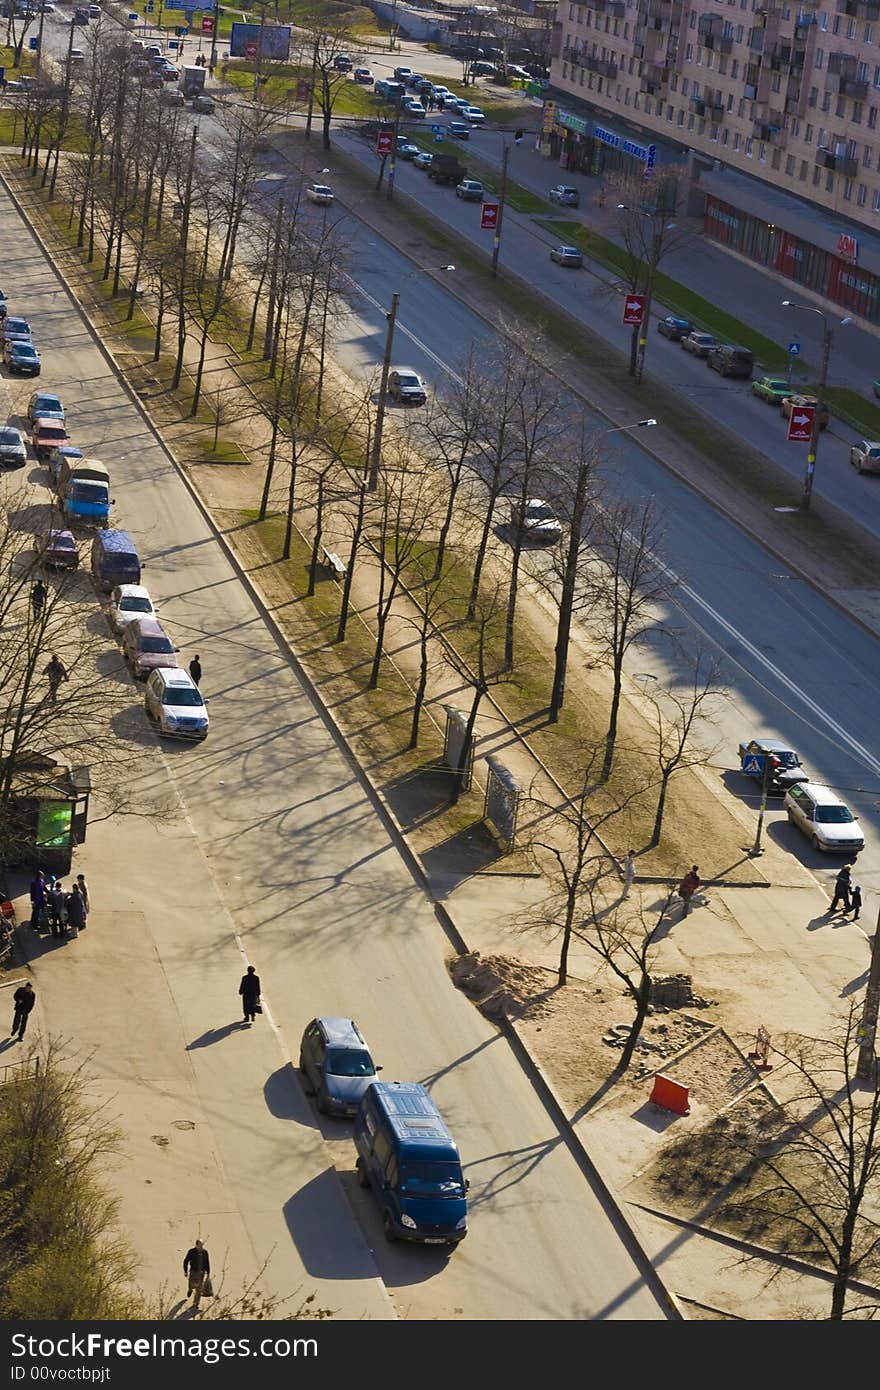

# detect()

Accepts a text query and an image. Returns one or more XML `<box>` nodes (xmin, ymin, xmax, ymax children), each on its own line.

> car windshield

<box><xmin>526</xmin><ymin>504</ymin><xmax>554</xmax><ymax>519</ymax></box>
<box><xmin>140</xmin><ymin>636</ymin><xmax>174</xmax><ymax>654</ymax></box>
<box><xmin>36</xmin><ymin>397</ymin><xmax>62</xmax><ymax>413</ymax></box>
<box><xmin>38</xmin><ymin>427</ymin><xmax>67</xmax><ymax>441</ymax></box>
<box><xmin>162</xmin><ymin>687</ymin><xmax>203</xmax><ymax>707</ymax></box>
<box><xmin>6</xmin><ymin>319</ymin><xmax>28</xmax><ymax>332</ymax></box>
<box><xmin>397</xmin><ymin>374</ymin><xmax>421</xmax><ymax>387</ymax></box>
<box><xmin>70</xmin><ymin>482</ymin><xmax>106</xmax><ymax>501</ymax></box>
<box><xmin>121</xmin><ymin>596</ymin><xmax>152</xmax><ymax>613</ymax></box>
<box><xmin>815</xmin><ymin>806</ymin><xmax>855</xmax><ymax>824</ymax></box>
<box><xmin>694</xmin><ymin>335</ymin><xmax>713</xmax><ymax>344</ymax></box>
<box><xmin>399</xmin><ymin>1161</ymin><xmax>465</xmax><ymax>1197</ymax></box>
<box><xmin>15</xmin><ymin>346</ymin><xmax>37</xmax><ymax>358</ymax></box>
<box><xmin>766</xmin><ymin>380</ymin><xmax>787</xmax><ymax>389</ymax></box>
<box><xmin>312</xmin><ymin>186</ymin><xmax>332</xmax><ymax>196</ymax></box>
<box><xmin>775</xmin><ymin>751</ymin><xmax>800</xmax><ymax>768</ymax></box>
<box><xmin>867</xmin><ymin>447</ymin><xmax>880</xmax><ymax>458</ymax></box>
<box><xmin>0</xmin><ymin>429</ymin><xmax>21</xmax><ymax>445</ymax></box>
<box><xmin>51</xmin><ymin>535</ymin><xmax>76</xmax><ymax>550</ymax></box>
<box><xmin>325</xmin><ymin>1047</ymin><xmax>374</xmax><ymax>1077</ymax></box>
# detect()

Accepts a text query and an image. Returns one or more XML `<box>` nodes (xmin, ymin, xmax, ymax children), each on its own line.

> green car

<box><xmin>752</xmin><ymin>375</ymin><xmax>790</xmax><ymax>404</ymax></box>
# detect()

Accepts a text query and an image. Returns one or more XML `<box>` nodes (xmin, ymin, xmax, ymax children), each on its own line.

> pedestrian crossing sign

<box><xmin>742</xmin><ymin>754</ymin><xmax>763</xmax><ymax>775</ymax></box>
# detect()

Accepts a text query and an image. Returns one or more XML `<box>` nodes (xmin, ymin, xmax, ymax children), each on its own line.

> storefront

<box><xmin>704</xmin><ymin>194</ymin><xmax>880</xmax><ymax>325</ymax></box>
<box><xmin>543</xmin><ymin>103</ymin><xmax>658</xmax><ymax>180</ymax></box>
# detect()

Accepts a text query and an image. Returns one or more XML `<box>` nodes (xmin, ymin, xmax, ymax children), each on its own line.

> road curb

<box><xmin>0</xmin><ymin>165</ymin><xmax>685</xmax><ymax>1322</ymax></box>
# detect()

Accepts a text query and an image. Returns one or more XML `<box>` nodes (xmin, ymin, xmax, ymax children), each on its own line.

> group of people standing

<box><xmin>29</xmin><ymin>869</ymin><xmax>90</xmax><ymax>938</ymax></box>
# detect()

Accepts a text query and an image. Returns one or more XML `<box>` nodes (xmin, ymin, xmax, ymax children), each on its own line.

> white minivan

<box><xmin>783</xmin><ymin>782</ymin><xmax>864</xmax><ymax>854</ymax></box>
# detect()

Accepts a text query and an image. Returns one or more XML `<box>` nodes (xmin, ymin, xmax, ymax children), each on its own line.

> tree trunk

<box><xmin>602</xmin><ymin>665</ymin><xmax>624</xmax><ymax>782</ymax></box>
<box><xmin>615</xmin><ymin>975</ymin><xmax>651</xmax><ymax>1072</ymax></box>
<box><xmin>557</xmin><ymin>897</ymin><xmax>576</xmax><ymax>987</ymax></box>
<box><xmin>650</xmin><ymin>771</ymin><xmax>671</xmax><ymax>849</ymax></box>
<box><xmin>191</xmin><ymin>327</ymin><xmax>210</xmax><ymax>416</ymax></box>
<box><xmin>337</xmin><ymin>484</ymin><xmax>366</xmax><ymax>643</ymax></box>
<box><xmin>830</xmin><ymin>1218</ymin><xmax>857</xmax><ymax>1320</ymax></box>
<box><xmin>467</xmin><ymin>500</ymin><xmax>496</xmax><ymax>620</ymax></box>
<box><xmin>282</xmin><ymin>435</ymin><xmax>300</xmax><ymax>560</ymax></box>
<box><xmin>307</xmin><ymin>475</ymin><xmax>324</xmax><ymax>597</ymax></box>
<box><xmin>410</xmin><ymin>619</ymin><xmax>430</xmax><ymax>749</ymax></box>
<box><xmin>451</xmin><ymin>684</ymin><xmax>482</xmax><ymax>805</ymax></box>
<box><xmin>259</xmin><ymin>417</ymin><xmax>281</xmax><ymax>520</ymax></box>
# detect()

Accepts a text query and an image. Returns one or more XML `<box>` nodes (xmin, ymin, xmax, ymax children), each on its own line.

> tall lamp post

<box><xmin>781</xmin><ymin>299</ymin><xmax>851</xmax><ymax>511</ymax></box>
<box><xmin>367</xmin><ymin>265</ymin><xmax>455</xmax><ymax>490</ymax></box>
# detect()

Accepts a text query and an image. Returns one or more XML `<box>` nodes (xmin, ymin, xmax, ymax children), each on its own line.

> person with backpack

<box><xmin>678</xmin><ymin>866</ymin><xmax>701</xmax><ymax>916</ymax></box>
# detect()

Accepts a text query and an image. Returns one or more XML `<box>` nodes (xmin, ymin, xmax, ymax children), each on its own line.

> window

<box><xmin>771</xmin><ymin>148</ymin><xmax>781</xmax><ymax>169</ymax></box>
<box><xmin>814</xmin><ymin>48</ymin><xmax>824</xmax><ymax>68</ymax></box>
<box><xmin>667</xmin><ymin>103</ymin><xmax>674</xmax><ymax>120</ymax></box>
<box><xmin>849</xmin><ymin>137</ymin><xmax>858</xmax><ymax>158</ymax></box>
<box><xmin>832</xmin><ymin>14</ymin><xmax>840</xmax><ymax>33</ymax></box>
<box><xmin>822</xmin><ymin>92</ymin><xmax>831</xmax><ymax>112</ymax></box>
<box><xmin>808</xmin><ymin>87</ymin><xmax>817</xmax><ymax>107</ymax></box>
<box><xmin>728</xmin><ymin>92</ymin><xmax>734</xmax><ymax>109</ymax></box>
<box><xmin>854</xmin><ymin>103</ymin><xmax>863</xmax><ymax>125</ymax></box>
<box><xmin>806</xmin><ymin>123</ymin><xmax>814</xmax><ymax>142</ymax></box>
<box><xmin>733</xmin><ymin>131</ymin><xmax>741</xmax><ymax>149</ymax></box>
<box><xmin>864</xmin><ymin>144</ymin><xmax>873</xmax><ymax>167</ymax></box>
<box><xmin>745</xmin><ymin>135</ymin><xmax>754</xmax><ymax>156</ymax></box>
<box><xmin>721</xmin><ymin>127</ymin><xmax>729</xmax><ymax>143</ymax></box>
<box><xmin>682</xmin><ymin>77</ymin><xmax>690</xmax><ymax>95</ymax></box>
<box><xmin>859</xmin><ymin>61</ymin><xmax>869</xmax><ymax>82</ymax></box>
<box><xmin>791</xmin><ymin>118</ymin><xmax>800</xmax><ymax>137</ymax></box>
<box><xmin>686</xmin><ymin>42</ymin><xmax>694</xmax><ymax>60</ymax></box>
<box><xmin>772</xmin><ymin>72</ymin><xmax>782</xmax><ymax>92</ymax></box>
<box><xmin>843</xmin><ymin>178</ymin><xmax>854</xmax><ymax>200</ymax></box>
<box><xmin>813</xmin><ymin>166</ymin><xmax>822</xmax><ymax>185</ymax></box>
<box><xmin>867</xmin><ymin>24</ymin><xmax>874</xmax><ymax>44</ymax></box>
<box><xmin>826</xmin><ymin>169</ymin><xmax>834</xmax><ymax>191</ymax></box>
<box><xmin>847</xmin><ymin>19</ymin><xmax>856</xmax><ymax>39</ymax></box>
<box><xmin>819</xmin><ymin>10</ymin><xmax>828</xmax><ymax>30</ymax></box>
<box><xmin>624</xmin><ymin>86</ymin><xmax>630</xmax><ymax>104</ymax></box>
<box><xmin>786</xmin><ymin>154</ymin><xmax>796</xmax><ymax>174</ymax></box>
<box><xmin>836</xmin><ymin>96</ymin><xmax>846</xmax><ymax>118</ymax></box>
<box><xmin>677</xmin><ymin>108</ymin><xmax>685</xmax><ymax>123</ymax></box>
<box><xmin>816</xmin><ymin>126</ymin><xmax>824</xmax><ymax>146</ymax></box>
<box><xmin>874</xmin><ymin>65</ymin><xmax>880</xmax><ymax>88</ymax></box>
<box><xmin>731</xmin><ymin>59</ymin><xmax>739</xmax><ymax>78</ymax></box>
<box><xmin>687</xmin><ymin>111</ymin><xmax>695</xmax><ymax>128</ymax></box>
<box><xmin>858</xmin><ymin>183</ymin><xmax>868</xmax><ymax>205</ymax></box>
<box><xmin>871</xmin><ymin>107</ymin><xmax>879</xmax><ymax>128</ymax></box>
<box><xmin>873</xmin><ymin>188</ymin><xmax>880</xmax><ymax>209</ymax></box>
<box><xmin>689</xmin><ymin>9</ymin><xmax>696</xmax><ymax>26</ymax></box>
<box><xmin>692</xmin><ymin>79</ymin><xmax>701</xmax><ymax>97</ymax></box>
<box><xmin>736</xmin><ymin>24</ymin><xmax>744</xmax><ymax>41</ymax></box>
<box><xmin>568</xmin><ymin>3</ymin><xmax>574</xmax><ymax>17</ymax></box>
<box><xmin>800</xmin><ymin>159</ymin><xmax>809</xmax><ymax>180</ymax></box>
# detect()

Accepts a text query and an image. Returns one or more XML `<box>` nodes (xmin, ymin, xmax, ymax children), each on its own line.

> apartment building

<box><xmin>548</xmin><ymin>2</ymin><xmax>880</xmax><ymax>321</ymax></box>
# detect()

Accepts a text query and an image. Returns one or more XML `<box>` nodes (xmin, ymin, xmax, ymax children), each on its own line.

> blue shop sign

<box><xmin>595</xmin><ymin>125</ymin><xmax>654</xmax><ymax>164</ymax></box>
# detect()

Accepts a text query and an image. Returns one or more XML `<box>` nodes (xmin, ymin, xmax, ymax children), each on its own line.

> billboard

<box><xmin>229</xmin><ymin>23</ymin><xmax>291</xmax><ymax>60</ymax></box>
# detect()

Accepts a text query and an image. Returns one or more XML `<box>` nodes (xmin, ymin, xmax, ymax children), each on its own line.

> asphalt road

<box><xmin>0</xmin><ymin>179</ymin><xmax>673</xmax><ymax>1317</ymax></box>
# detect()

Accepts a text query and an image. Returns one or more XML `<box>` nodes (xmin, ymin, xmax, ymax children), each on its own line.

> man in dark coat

<box><xmin>11</xmin><ymin>981</ymin><xmax>35</xmax><ymax>1040</ymax></box>
<box><xmin>48</xmin><ymin>881</ymin><xmax>66</xmax><ymax>938</ymax></box>
<box><xmin>29</xmin><ymin>870</ymin><xmax>46</xmax><ymax>928</ymax></box>
<box><xmin>65</xmin><ymin>884</ymin><xmax>86</xmax><ymax>934</ymax></box>
<box><xmin>183</xmin><ymin>1239</ymin><xmax>210</xmax><ymax>1306</ymax></box>
<box><xmin>831</xmin><ymin>864</ymin><xmax>852</xmax><ymax>913</ymax></box>
<box><xmin>238</xmin><ymin>965</ymin><xmax>261</xmax><ymax>1024</ymax></box>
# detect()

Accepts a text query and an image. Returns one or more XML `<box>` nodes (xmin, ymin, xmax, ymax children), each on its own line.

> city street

<box><xmin>0</xmin><ymin>180</ymin><xmax>671</xmax><ymax>1318</ymax></box>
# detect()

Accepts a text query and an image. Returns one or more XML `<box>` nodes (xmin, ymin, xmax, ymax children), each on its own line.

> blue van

<box><xmin>354</xmin><ymin>1081</ymin><xmax>468</xmax><ymax>1245</ymax></box>
<box><xmin>91</xmin><ymin>529</ymin><xmax>142</xmax><ymax>592</ymax></box>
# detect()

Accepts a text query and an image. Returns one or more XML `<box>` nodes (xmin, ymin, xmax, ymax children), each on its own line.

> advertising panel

<box><xmin>229</xmin><ymin>22</ymin><xmax>291</xmax><ymax>60</ymax></box>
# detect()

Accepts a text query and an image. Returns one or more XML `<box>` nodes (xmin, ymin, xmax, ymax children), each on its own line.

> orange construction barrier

<box><xmin>650</xmin><ymin>1073</ymin><xmax>690</xmax><ymax>1115</ymax></box>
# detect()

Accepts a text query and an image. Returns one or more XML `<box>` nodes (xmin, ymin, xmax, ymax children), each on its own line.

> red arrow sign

<box><xmin>622</xmin><ymin>293</ymin><xmax>646</xmax><ymax>325</ymax></box>
<box><xmin>376</xmin><ymin>129</ymin><xmax>394</xmax><ymax>155</ymax></box>
<box><xmin>787</xmin><ymin>405</ymin><xmax>815</xmax><ymax>442</ymax></box>
<box><xmin>201</xmin><ymin>15</ymin><xmax>214</xmax><ymax>33</ymax></box>
<box><xmin>481</xmin><ymin>201</ymin><xmax>499</xmax><ymax>230</ymax></box>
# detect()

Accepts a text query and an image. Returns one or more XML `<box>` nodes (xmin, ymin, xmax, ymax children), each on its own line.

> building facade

<box><xmin>551</xmin><ymin>1</ymin><xmax>880</xmax><ymax>233</ymax></box>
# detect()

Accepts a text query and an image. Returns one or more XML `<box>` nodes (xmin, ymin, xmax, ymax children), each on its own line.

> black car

<box><xmin>3</xmin><ymin>341</ymin><xmax>40</xmax><ymax>375</ymax></box>
<box><xmin>738</xmin><ymin>738</ymin><xmax>809</xmax><ymax>792</ymax></box>
<box><xmin>657</xmin><ymin>315</ymin><xmax>693</xmax><ymax>341</ymax></box>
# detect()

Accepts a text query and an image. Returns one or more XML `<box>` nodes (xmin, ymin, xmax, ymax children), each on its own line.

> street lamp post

<box><xmin>781</xmin><ymin>300</ymin><xmax>851</xmax><ymax>511</ymax></box>
<box><xmin>367</xmin><ymin>266</ymin><xmax>455</xmax><ymax>491</ymax></box>
<box><xmin>617</xmin><ymin>202</ymin><xmax>676</xmax><ymax>384</ymax></box>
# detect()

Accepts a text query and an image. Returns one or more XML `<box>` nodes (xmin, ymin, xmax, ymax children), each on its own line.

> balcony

<box><xmin>785</xmin><ymin>91</ymin><xmax>802</xmax><ymax>113</ymax></box>
<box><xmin>584</xmin><ymin>55</ymin><xmax>619</xmax><ymax>78</ymax></box>
<box><xmin>842</xmin><ymin>77</ymin><xmax>869</xmax><ymax>98</ymax></box>
<box><xmin>817</xmin><ymin>146</ymin><xmax>858</xmax><ymax>175</ymax></box>
<box><xmin>836</xmin><ymin>0</ymin><xmax>878</xmax><ymax>13</ymax></box>
<box><xmin>770</xmin><ymin>46</ymin><xmax>792</xmax><ymax>70</ymax></box>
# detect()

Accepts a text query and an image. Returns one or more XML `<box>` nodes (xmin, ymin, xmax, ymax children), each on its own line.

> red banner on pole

<box><xmin>622</xmin><ymin>293</ymin><xmax>646</xmax><ymax>325</ymax></box>
<box><xmin>202</xmin><ymin>15</ymin><xmax>214</xmax><ymax>34</ymax></box>
<box><xmin>787</xmin><ymin>404</ymin><xmax>815</xmax><ymax>441</ymax></box>
<box><xmin>480</xmin><ymin>201</ymin><xmax>499</xmax><ymax>231</ymax></box>
<box><xmin>376</xmin><ymin>129</ymin><xmax>394</xmax><ymax>155</ymax></box>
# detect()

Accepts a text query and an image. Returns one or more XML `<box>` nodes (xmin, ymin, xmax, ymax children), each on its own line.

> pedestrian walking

<box><xmin>622</xmin><ymin>849</ymin><xmax>636</xmax><ymax>899</ymax></box>
<box><xmin>183</xmin><ymin>1239</ymin><xmax>211</xmax><ymax>1307</ymax></box>
<box><xmin>44</xmin><ymin>653</ymin><xmax>69</xmax><ymax>704</ymax></box>
<box><xmin>76</xmin><ymin>873</ymin><xmax>90</xmax><ymax>918</ymax></box>
<box><xmin>65</xmin><ymin>883</ymin><xmax>86</xmax><ymax>935</ymax></box>
<box><xmin>850</xmin><ymin>884</ymin><xmax>862</xmax><ymax>921</ymax></box>
<box><xmin>188</xmin><ymin>654</ymin><xmax>202</xmax><ymax>687</ymax></box>
<box><xmin>678</xmin><ymin>865</ymin><xmax>701</xmax><ymax>916</ymax></box>
<box><xmin>238</xmin><ymin>964</ymin><xmax>261</xmax><ymax>1024</ymax></box>
<box><xmin>29</xmin><ymin>870</ymin><xmax>46</xmax><ymax>929</ymax></box>
<box><xmin>831</xmin><ymin>864</ymin><xmax>852</xmax><ymax>913</ymax></box>
<box><xmin>48</xmin><ymin>881</ymin><xmax>66</xmax><ymax>938</ymax></box>
<box><xmin>31</xmin><ymin>578</ymin><xmax>48</xmax><ymax>620</ymax></box>
<box><xmin>10</xmin><ymin>981</ymin><xmax>35</xmax><ymax>1041</ymax></box>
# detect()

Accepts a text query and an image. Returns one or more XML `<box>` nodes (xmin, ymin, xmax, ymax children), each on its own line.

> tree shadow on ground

<box><xmin>420</xmin><ymin>822</ymin><xmax>504</xmax><ymax>897</ymax></box>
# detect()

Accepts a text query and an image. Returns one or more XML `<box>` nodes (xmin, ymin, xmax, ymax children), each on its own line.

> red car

<box><xmin>40</xmin><ymin>529</ymin><xmax>79</xmax><ymax>571</ymax></box>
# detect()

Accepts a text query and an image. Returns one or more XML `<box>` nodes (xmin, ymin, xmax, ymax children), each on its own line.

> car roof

<box><xmin>314</xmin><ymin>1016</ymin><xmax>366</xmax><ymax>1047</ymax></box>
<box><xmin>369</xmin><ymin>1081</ymin><xmax>457</xmax><ymax>1147</ymax></box>
<box><xmin>33</xmin><ymin>416</ymin><xmax>67</xmax><ymax>428</ymax></box>
<box><xmin>750</xmin><ymin>738</ymin><xmax>795</xmax><ymax>752</ymax></box>
<box><xmin>791</xmin><ymin>782</ymin><xmax>848</xmax><ymax>805</ymax></box>
<box><xmin>116</xmin><ymin>583</ymin><xmax>151</xmax><ymax>600</ymax></box>
<box><xmin>47</xmin><ymin>528</ymin><xmax>75</xmax><ymax>540</ymax></box>
<box><xmin>97</xmin><ymin>529</ymin><xmax>136</xmax><ymax>551</ymax></box>
<box><xmin>128</xmin><ymin>617</ymin><xmax>165</xmax><ymax>637</ymax></box>
<box><xmin>152</xmin><ymin>667</ymin><xmax>196</xmax><ymax>688</ymax></box>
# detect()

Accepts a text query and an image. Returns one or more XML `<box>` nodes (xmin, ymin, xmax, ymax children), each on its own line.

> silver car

<box><xmin>299</xmin><ymin>1017</ymin><xmax>380</xmax><ymax>1116</ymax></box>
<box><xmin>783</xmin><ymin>782</ymin><xmax>864</xmax><ymax>854</ymax></box>
<box><xmin>0</xmin><ymin>425</ymin><xmax>27</xmax><ymax>468</ymax></box>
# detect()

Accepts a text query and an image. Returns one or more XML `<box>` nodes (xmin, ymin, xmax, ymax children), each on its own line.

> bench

<box><xmin>321</xmin><ymin>546</ymin><xmax>347</xmax><ymax>582</ymax></box>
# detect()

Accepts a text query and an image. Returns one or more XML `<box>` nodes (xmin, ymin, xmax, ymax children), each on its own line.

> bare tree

<box><xmin>364</xmin><ymin>443</ymin><xmax>435</xmax><ymax>690</ymax></box>
<box><xmin>545</xmin><ymin>428</ymin><xmax>599</xmax><ymax>721</ymax></box>
<box><xmin>442</xmin><ymin>578</ymin><xmax>509</xmax><ymax>804</ymax></box>
<box><xmin>640</xmin><ymin>651</ymin><xmax>724</xmax><ymax>847</ymax></box>
<box><xmin>303</xmin><ymin>22</ymin><xmax>359</xmax><ymax>150</ymax></box>
<box><xmin>589</xmin><ymin>498</ymin><xmax>668</xmax><ymax>783</ymax></box>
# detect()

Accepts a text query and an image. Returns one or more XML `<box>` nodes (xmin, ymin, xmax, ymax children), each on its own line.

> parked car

<box><xmin>0</xmin><ymin>425</ymin><xmax>26</xmax><ymax>468</ymax></box>
<box><xmin>160</xmin><ymin>87</ymin><xmax>186</xmax><ymax>105</ymax></box>
<box><xmin>549</xmin><ymin>244</ymin><xmax>583</xmax><ymax>267</ymax></box>
<box><xmin>68</xmin><ymin>49</ymin><xmax>85</xmax><ymax>64</ymax></box>
<box><xmin>192</xmin><ymin>93</ymin><xmax>215</xmax><ymax>113</ymax></box>
<box><xmin>783</xmin><ymin>782</ymin><xmax>864</xmax><ymax>854</ymax></box>
<box><xmin>392</xmin><ymin>66</ymin><xmax>413</xmax><ymax>82</ymax></box>
<box><xmin>706</xmin><ymin>344</ymin><xmax>754</xmax><ymax>377</ymax></box>
<box><xmin>737</xmin><ymin>737</ymin><xmax>809</xmax><ymax>792</ymax></box>
<box><xmin>680</xmin><ymin>330</ymin><xmax>717</xmax><ymax>358</ymax></box>
<box><xmin>144</xmin><ymin>667</ymin><xmax>208</xmax><ymax>740</ymax></box>
<box><xmin>331</xmin><ymin>53</ymin><xmax>352</xmax><ymax>71</ymax></box>
<box><xmin>447</xmin><ymin>120</ymin><xmax>471</xmax><ymax>140</ymax></box>
<box><xmin>431</xmin><ymin>85</ymin><xmax>453</xmax><ymax>104</ymax></box>
<box><xmin>353</xmin><ymin>67</ymin><xmax>374</xmax><ymax>84</ymax></box>
<box><xmin>401</xmin><ymin>98</ymin><xmax>426</xmax><ymax>118</ymax></box>
<box><xmin>462</xmin><ymin>105</ymin><xmax>485</xmax><ymax>124</ymax></box>
<box><xmin>31</xmin><ymin>417</ymin><xmax>69</xmax><ymax>459</ymax></box>
<box><xmin>781</xmin><ymin>393</ymin><xmax>829</xmax><ymax>429</ymax></box>
<box><xmin>510</xmin><ymin>498</ymin><xmax>563</xmax><ymax>543</ymax></box>
<box><xmin>549</xmin><ymin>184</ymin><xmax>579</xmax><ymax>206</ymax></box>
<box><xmin>27</xmin><ymin>391</ymin><xmax>63</xmax><ymax>423</ymax></box>
<box><xmin>849</xmin><ymin>438</ymin><xmax>880</xmax><ymax>474</ymax></box>
<box><xmin>455</xmin><ymin>179</ymin><xmax>484</xmax><ymax>201</ymax></box>
<box><xmin>388</xmin><ymin>368</ymin><xmax>427</xmax><ymax>405</ymax></box>
<box><xmin>299</xmin><ymin>1017</ymin><xmax>380</xmax><ymax>1116</ymax></box>
<box><xmin>656</xmin><ymin>314</ymin><xmax>692</xmax><ymax>341</ymax></box>
<box><xmin>160</xmin><ymin>63</ymin><xmax>179</xmax><ymax>82</ymax></box>
<box><xmin>3</xmin><ymin>342</ymin><xmax>40</xmax><ymax>375</ymax></box>
<box><xmin>305</xmin><ymin>183</ymin><xmax>334</xmax><ymax>205</ymax></box>
<box><xmin>38</xmin><ymin>529</ymin><xmax>79</xmax><ymax>571</ymax></box>
<box><xmin>88</xmin><ymin>3</ymin><xmax>100</xmax><ymax>15</ymax></box>
<box><xmin>109</xmin><ymin>583</ymin><xmax>156</xmax><ymax>634</ymax></box>
<box><xmin>396</xmin><ymin>141</ymin><xmax>419</xmax><ymax>160</ymax></box>
<box><xmin>752</xmin><ymin>375</ymin><xmax>791</xmax><ymax>404</ymax></box>
<box><xmin>405</xmin><ymin>72</ymin><xmax>426</xmax><ymax>89</ymax></box>
<box><xmin>122</xmin><ymin>617</ymin><xmax>179</xmax><ymax>681</ymax></box>
<box><xmin>3</xmin><ymin>316</ymin><xmax>32</xmax><ymax>345</ymax></box>
<box><xmin>470</xmin><ymin>60</ymin><xmax>498</xmax><ymax>77</ymax></box>
<box><xmin>413</xmin><ymin>151</ymin><xmax>434</xmax><ymax>170</ymax></box>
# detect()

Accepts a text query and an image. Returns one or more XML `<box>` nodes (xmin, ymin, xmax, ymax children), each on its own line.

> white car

<box><xmin>432</xmin><ymin>86</ymin><xmax>453</xmax><ymax>103</ymax></box>
<box><xmin>462</xmin><ymin>105</ymin><xmax>485</xmax><ymax>124</ymax></box>
<box><xmin>109</xmin><ymin>583</ymin><xmax>156</xmax><ymax>633</ymax></box>
<box><xmin>305</xmin><ymin>183</ymin><xmax>334</xmax><ymax>205</ymax></box>
<box><xmin>145</xmin><ymin>667</ymin><xmax>209</xmax><ymax>740</ymax></box>
<box><xmin>511</xmin><ymin>498</ymin><xmax>563</xmax><ymax>543</ymax></box>
<box><xmin>783</xmin><ymin>782</ymin><xmax>864</xmax><ymax>854</ymax></box>
<box><xmin>402</xmin><ymin>98</ymin><xmax>426</xmax><ymax>118</ymax></box>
